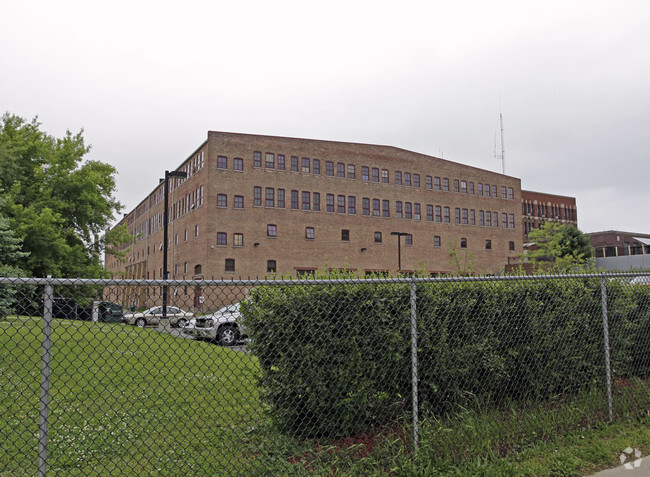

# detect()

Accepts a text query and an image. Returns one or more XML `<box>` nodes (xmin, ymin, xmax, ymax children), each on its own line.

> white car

<box><xmin>184</xmin><ymin>303</ymin><xmax>246</xmax><ymax>346</ymax></box>
<box><xmin>123</xmin><ymin>306</ymin><xmax>195</xmax><ymax>328</ymax></box>
<box><xmin>629</xmin><ymin>276</ymin><xmax>650</xmax><ymax>287</ymax></box>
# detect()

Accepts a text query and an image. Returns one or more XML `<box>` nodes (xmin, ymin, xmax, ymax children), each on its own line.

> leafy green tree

<box><xmin>526</xmin><ymin>222</ymin><xmax>594</xmax><ymax>271</ymax></box>
<box><xmin>0</xmin><ymin>113</ymin><xmax>122</xmax><ymax>277</ymax></box>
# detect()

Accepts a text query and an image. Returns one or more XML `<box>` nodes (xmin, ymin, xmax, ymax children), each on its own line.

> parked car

<box><xmin>183</xmin><ymin>302</ymin><xmax>246</xmax><ymax>346</ymax></box>
<box><xmin>123</xmin><ymin>306</ymin><xmax>194</xmax><ymax>328</ymax></box>
<box><xmin>629</xmin><ymin>276</ymin><xmax>650</xmax><ymax>287</ymax></box>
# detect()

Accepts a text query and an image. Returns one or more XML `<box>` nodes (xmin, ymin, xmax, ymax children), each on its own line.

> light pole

<box><xmin>390</xmin><ymin>232</ymin><xmax>408</xmax><ymax>273</ymax></box>
<box><xmin>161</xmin><ymin>170</ymin><xmax>187</xmax><ymax>331</ymax></box>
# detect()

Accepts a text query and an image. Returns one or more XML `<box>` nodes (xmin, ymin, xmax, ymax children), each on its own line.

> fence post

<box><xmin>600</xmin><ymin>274</ymin><xmax>613</xmax><ymax>421</ymax></box>
<box><xmin>38</xmin><ymin>276</ymin><xmax>54</xmax><ymax>476</ymax></box>
<box><xmin>410</xmin><ymin>279</ymin><xmax>419</xmax><ymax>453</ymax></box>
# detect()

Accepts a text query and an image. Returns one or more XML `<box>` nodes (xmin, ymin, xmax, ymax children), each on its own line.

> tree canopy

<box><xmin>525</xmin><ymin>222</ymin><xmax>594</xmax><ymax>271</ymax></box>
<box><xmin>0</xmin><ymin>113</ymin><xmax>122</xmax><ymax>277</ymax></box>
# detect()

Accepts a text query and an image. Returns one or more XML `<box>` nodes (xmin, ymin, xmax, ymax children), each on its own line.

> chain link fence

<box><xmin>1</xmin><ymin>272</ymin><xmax>649</xmax><ymax>475</ymax></box>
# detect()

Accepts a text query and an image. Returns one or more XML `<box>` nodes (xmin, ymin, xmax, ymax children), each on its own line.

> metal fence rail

<box><xmin>1</xmin><ymin>273</ymin><xmax>649</xmax><ymax>476</ymax></box>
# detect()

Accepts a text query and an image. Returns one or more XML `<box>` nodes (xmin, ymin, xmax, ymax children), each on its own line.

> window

<box><xmin>444</xmin><ymin>207</ymin><xmax>450</xmax><ymax>223</ymax></box>
<box><xmin>337</xmin><ymin>195</ymin><xmax>346</xmax><ymax>214</ymax></box>
<box><xmin>217</xmin><ymin>155</ymin><xmax>228</xmax><ymax>169</ymax></box>
<box><xmin>485</xmin><ymin>239</ymin><xmax>492</xmax><ymax>250</ymax></box>
<box><xmin>492</xmin><ymin>185</ymin><xmax>497</xmax><ymax>198</ymax></box>
<box><xmin>461</xmin><ymin>181</ymin><xmax>467</xmax><ymax>194</ymax></box>
<box><xmin>426</xmin><ymin>175</ymin><xmax>433</xmax><ymax>189</ymax></box>
<box><xmin>370</xmin><ymin>198</ymin><xmax>379</xmax><ymax>216</ymax></box>
<box><xmin>217</xmin><ymin>194</ymin><xmax>227</xmax><ymax>207</ymax></box>
<box><xmin>435</xmin><ymin>205</ymin><xmax>442</xmax><ymax>222</ymax></box>
<box><xmin>337</xmin><ymin>162</ymin><xmax>345</xmax><ymax>178</ymax></box>
<box><xmin>348</xmin><ymin>196</ymin><xmax>356</xmax><ymax>214</ymax></box>
<box><xmin>427</xmin><ymin>205</ymin><xmax>434</xmax><ymax>221</ymax></box>
<box><xmin>305</xmin><ymin>227</ymin><xmax>315</xmax><ymax>239</ymax></box>
<box><xmin>195</xmin><ymin>224</ymin><xmax>199</xmax><ymax>238</ymax></box>
<box><xmin>296</xmin><ymin>269</ymin><xmax>315</xmax><ymax>278</ymax></box>
<box><xmin>374</xmin><ymin>231</ymin><xmax>382</xmax><ymax>243</ymax></box>
<box><xmin>326</xmin><ymin>194</ymin><xmax>335</xmax><ymax>212</ymax></box>
<box><xmin>277</xmin><ymin>189</ymin><xmax>285</xmax><ymax>208</ymax></box>
<box><xmin>265</xmin><ymin>188</ymin><xmax>274</xmax><ymax>207</ymax></box>
<box><xmin>382</xmin><ymin>200</ymin><xmax>390</xmax><ymax>217</ymax></box>
<box><xmin>184</xmin><ymin>262</ymin><xmax>187</xmax><ymax>274</ymax></box>
<box><xmin>493</xmin><ymin>212</ymin><xmax>499</xmax><ymax>227</ymax></box>
<box><xmin>404</xmin><ymin>172</ymin><xmax>412</xmax><ymax>187</ymax></box>
<box><xmin>267</xmin><ymin>260</ymin><xmax>277</xmax><ymax>273</ymax></box>
<box><xmin>347</xmin><ymin>164</ymin><xmax>355</xmax><ymax>179</ymax></box>
<box><xmin>277</xmin><ymin>154</ymin><xmax>285</xmax><ymax>170</ymax></box>
<box><xmin>341</xmin><ymin>229</ymin><xmax>350</xmax><ymax>241</ymax></box>
<box><xmin>381</xmin><ymin>169</ymin><xmax>389</xmax><ymax>183</ymax></box>
<box><xmin>460</xmin><ymin>238</ymin><xmax>467</xmax><ymax>248</ymax></box>
<box><xmin>462</xmin><ymin>208</ymin><xmax>468</xmax><ymax>225</ymax></box>
<box><xmin>267</xmin><ymin>224</ymin><xmax>277</xmax><ymax>237</ymax></box>
<box><xmin>233</xmin><ymin>233</ymin><xmax>244</xmax><ymax>247</ymax></box>
<box><xmin>454</xmin><ymin>179</ymin><xmax>460</xmax><ymax>193</ymax></box>
<box><xmin>434</xmin><ymin>236</ymin><xmax>441</xmax><ymax>247</ymax></box>
<box><xmin>372</xmin><ymin>168</ymin><xmax>380</xmax><ymax>182</ymax></box>
<box><xmin>414</xmin><ymin>203</ymin><xmax>421</xmax><ymax>220</ymax></box>
<box><xmin>326</xmin><ymin>161</ymin><xmax>334</xmax><ymax>176</ymax></box>
<box><xmin>508</xmin><ymin>187</ymin><xmax>514</xmax><ymax>200</ymax></box>
<box><xmin>434</xmin><ymin>176</ymin><xmax>441</xmax><ymax>190</ymax></box>
<box><xmin>362</xmin><ymin>198</ymin><xmax>370</xmax><ymax>216</ymax></box>
<box><xmin>291</xmin><ymin>190</ymin><xmax>299</xmax><ymax>210</ymax></box>
<box><xmin>470</xmin><ymin>209</ymin><xmax>476</xmax><ymax>225</ymax></box>
<box><xmin>302</xmin><ymin>191</ymin><xmax>310</xmax><ymax>210</ymax></box>
<box><xmin>469</xmin><ymin>182</ymin><xmax>475</xmax><ymax>195</ymax></box>
<box><xmin>291</xmin><ymin>156</ymin><xmax>298</xmax><ymax>172</ymax></box>
<box><xmin>405</xmin><ymin>234</ymin><xmax>413</xmax><ymax>245</ymax></box>
<box><xmin>509</xmin><ymin>241</ymin><xmax>515</xmax><ymax>251</ymax></box>
<box><xmin>486</xmin><ymin>211</ymin><xmax>492</xmax><ymax>227</ymax></box>
<box><xmin>502</xmin><ymin>213</ymin><xmax>508</xmax><ymax>228</ymax></box>
<box><xmin>313</xmin><ymin>192</ymin><xmax>320</xmax><ymax>211</ymax></box>
<box><xmin>509</xmin><ymin>213</ymin><xmax>515</xmax><ymax>228</ymax></box>
<box><xmin>405</xmin><ymin>202</ymin><xmax>412</xmax><ymax>219</ymax></box>
<box><xmin>395</xmin><ymin>171</ymin><xmax>402</xmax><ymax>185</ymax></box>
<box><xmin>225</xmin><ymin>258</ymin><xmax>235</xmax><ymax>272</ymax></box>
<box><xmin>184</xmin><ymin>229</ymin><xmax>188</xmax><ymax>241</ymax></box>
<box><xmin>265</xmin><ymin>153</ymin><xmax>275</xmax><ymax>169</ymax></box>
<box><xmin>479</xmin><ymin>210</ymin><xmax>485</xmax><ymax>226</ymax></box>
<box><xmin>253</xmin><ymin>151</ymin><xmax>262</xmax><ymax>168</ymax></box>
<box><xmin>413</xmin><ymin>174</ymin><xmax>420</xmax><ymax>188</ymax></box>
<box><xmin>217</xmin><ymin>232</ymin><xmax>227</xmax><ymax>245</ymax></box>
<box><xmin>313</xmin><ymin>158</ymin><xmax>320</xmax><ymax>174</ymax></box>
<box><xmin>395</xmin><ymin>201</ymin><xmax>403</xmax><ymax>218</ymax></box>
<box><xmin>234</xmin><ymin>157</ymin><xmax>243</xmax><ymax>171</ymax></box>
<box><xmin>483</xmin><ymin>184</ymin><xmax>490</xmax><ymax>197</ymax></box>
<box><xmin>361</xmin><ymin>166</ymin><xmax>369</xmax><ymax>181</ymax></box>
<box><xmin>301</xmin><ymin>157</ymin><xmax>310</xmax><ymax>173</ymax></box>
<box><xmin>253</xmin><ymin>186</ymin><xmax>262</xmax><ymax>206</ymax></box>
<box><xmin>443</xmin><ymin>178</ymin><xmax>450</xmax><ymax>191</ymax></box>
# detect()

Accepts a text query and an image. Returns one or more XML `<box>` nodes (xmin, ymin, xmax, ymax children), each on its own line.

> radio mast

<box><xmin>494</xmin><ymin>105</ymin><xmax>505</xmax><ymax>175</ymax></box>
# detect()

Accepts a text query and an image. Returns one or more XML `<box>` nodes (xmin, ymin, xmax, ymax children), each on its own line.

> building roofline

<box><xmin>587</xmin><ymin>230</ymin><xmax>650</xmax><ymax>238</ymax></box>
<box><xmin>521</xmin><ymin>189</ymin><xmax>576</xmax><ymax>201</ymax></box>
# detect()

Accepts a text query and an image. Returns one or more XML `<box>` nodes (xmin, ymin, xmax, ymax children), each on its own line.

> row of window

<box><xmin>149</xmin><ymin>151</ymin><xmax>205</xmax><ymax>208</ymax></box>
<box><xmin>522</xmin><ymin>201</ymin><xmax>576</xmax><ymax>221</ymax></box>
<box><xmin>217</xmin><ymin>189</ymin><xmax>516</xmax><ymax>228</ymax></box>
<box><xmin>215</xmin><ymin>152</ymin><xmax>514</xmax><ymax>199</ymax></box>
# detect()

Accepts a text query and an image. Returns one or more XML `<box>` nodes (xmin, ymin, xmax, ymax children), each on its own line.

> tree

<box><xmin>0</xmin><ymin>113</ymin><xmax>122</xmax><ymax>277</ymax></box>
<box><xmin>525</xmin><ymin>222</ymin><xmax>594</xmax><ymax>271</ymax></box>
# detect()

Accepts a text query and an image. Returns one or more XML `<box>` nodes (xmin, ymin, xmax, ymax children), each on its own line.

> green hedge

<box><xmin>241</xmin><ymin>277</ymin><xmax>650</xmax><ymax>438</ymax></box>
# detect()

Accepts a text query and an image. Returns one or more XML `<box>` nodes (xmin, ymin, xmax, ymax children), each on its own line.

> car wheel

<box><xmin>177</xmin><ymin>318</ymin><xmax>188</xmax><ymax>328</ymax></box>
<box><xmin>217</xmin><ymin>326</ymin><xmax>239</xmax><ymax>346</ymax></box>
<box><xmin>135</xmin><ymin>318</ymin><xmax>146</xmax><ymax>328</ymax></box>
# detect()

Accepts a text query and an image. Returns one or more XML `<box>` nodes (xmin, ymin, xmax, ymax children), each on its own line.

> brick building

<box><xmin>106</xmin><ymin>132</ymin><xmax>525</xmax><ymax>287</ymax></box>
<box><xmin>521</xmin><ymin>190</ymin><xmax>578</xmax><ymax>240</ymax></box>
<box><xmin>588</xmin><ymin>231</ymin><xmax>650</xmax><ymax>258</ymax></box>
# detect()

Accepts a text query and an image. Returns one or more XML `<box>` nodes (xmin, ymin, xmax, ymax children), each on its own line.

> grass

<box><xmin>1</xmin><ymin>315</ymin><xmax>649</xmax><ymax>476</ymax></box>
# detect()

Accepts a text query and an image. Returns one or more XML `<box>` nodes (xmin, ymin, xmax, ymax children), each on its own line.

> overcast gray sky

<box><xmin>2</xmin><ymin>0</ymin><xmax>649</xmax><ymax>233</ymax></box>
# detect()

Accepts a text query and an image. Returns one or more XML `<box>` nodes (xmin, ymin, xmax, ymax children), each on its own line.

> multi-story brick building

<box><xmin>521</xmin><ymin>190</ymin><xmax>578</xmax><ymax>240</ymax></box>
<box><xmin>106</xmin><ymin>132</ymin><xmax>525</xmax><ymax>286</ymax></box>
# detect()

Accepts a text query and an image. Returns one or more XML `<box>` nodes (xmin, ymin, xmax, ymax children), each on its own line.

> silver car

<box><xmin>123</xmin><ymin>306</ymin><xmax>195</xmax><ymax>328</ymax></box>
<box><xmin>184</xmin><ymin>303</ymin><xmax>246</xmax><ymax>346</ymax></box>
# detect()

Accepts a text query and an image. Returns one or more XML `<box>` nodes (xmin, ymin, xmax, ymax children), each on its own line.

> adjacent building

<box><xmin>521</xmin><ymin>190</ymin><xmax>578</xmax><ymax>241</ymax></box>
<box><xmin>106</xmin><ymin>132</ymin><xmax>525</xmax><ymax>283</ymax></box>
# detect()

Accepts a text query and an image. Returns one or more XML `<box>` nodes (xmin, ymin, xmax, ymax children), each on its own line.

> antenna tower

<box><xmin>494</xmin><ymin>97</ymin><xmax>505</xmax><ymax>174</ymax></box>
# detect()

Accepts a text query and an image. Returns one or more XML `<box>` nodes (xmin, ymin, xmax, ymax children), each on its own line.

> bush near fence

<box><xmin>243</xmin><ymin>276</ymin><xmax>650</xmax><ymax>439</ymax></box>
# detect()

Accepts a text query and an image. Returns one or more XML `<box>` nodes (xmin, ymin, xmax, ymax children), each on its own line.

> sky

<box><xmin>2</xmin><ymin>0</ymin><xmax>649</xmax><ymax>233</ymax></box>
